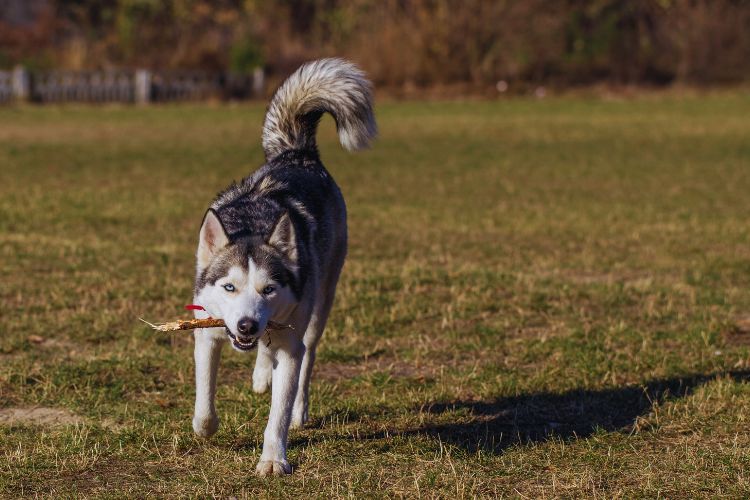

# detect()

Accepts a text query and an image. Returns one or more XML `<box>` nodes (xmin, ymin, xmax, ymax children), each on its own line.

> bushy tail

<box><xmin>261</xmin><ymin>58</ymin><xmax>377</xmax><ymax>160</ymax></box>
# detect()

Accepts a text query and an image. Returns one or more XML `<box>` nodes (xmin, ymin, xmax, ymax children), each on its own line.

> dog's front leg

<box><xmin>192</xmin><ymin>329</ymin><xmax>225</xmax><ymax>437</ymax></box>
<box><xmin>256</xmin><ymin>339</ymin><xmax>304</xmax><ymax>476</ymax></box>
<box><xmin>252</xmin><ymin>340</ymin><xmax>273</xmax><ymax>394</ymax></box>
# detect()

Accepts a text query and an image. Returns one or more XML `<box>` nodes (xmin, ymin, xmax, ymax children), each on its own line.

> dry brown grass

<box><xmin>1</xmin><ymin>94</ymin><xmax>750</xmax><ymax>496</ymax></box>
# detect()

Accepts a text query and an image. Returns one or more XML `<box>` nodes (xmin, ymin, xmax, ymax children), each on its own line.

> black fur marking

<box><xmin>248</xmin><ymin>242</ymin><xmax>302</xmax><ymax>299</ymax></box>
<box><xmin>194</xmin><ymin>244</ymin><xmax>246</xmax><ymax>293</ymax></box>
<box><xmin>194</xmin><ymin>233</ymin><xmax>302</xmax><ymax>299</ymax></box>
<box><xmin>195</xmin><ymin>149</ymin><xmax>337</xmax><ymax>299</ymax></box>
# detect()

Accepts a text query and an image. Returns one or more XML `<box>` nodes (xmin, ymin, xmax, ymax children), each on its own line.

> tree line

<box><xmin>1</xmin><ymin>0</ymin><xmax>748</xmax><ymax>92</ymax></box>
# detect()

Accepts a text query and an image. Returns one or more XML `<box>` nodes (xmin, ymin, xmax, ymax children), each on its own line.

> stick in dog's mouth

<box><xmin>138</xmin><ymin>317</ymin><xmax>293</xmax><ymax>333</ymax></box>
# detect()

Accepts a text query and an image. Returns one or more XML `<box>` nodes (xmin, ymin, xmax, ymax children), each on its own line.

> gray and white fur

<box><xmin>262</xmin><ymin>57</ymin><xmax>376</xmax><ymax>160</ymax></box>
<box><xmin>190</xmin><ymin>58</ymin><xmax>376</xmax><ymax>476</ymax></box>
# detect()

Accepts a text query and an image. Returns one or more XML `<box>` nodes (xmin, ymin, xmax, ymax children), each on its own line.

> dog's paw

<box><xmin>255</xmin><ymin>459</ymin><xmax>291</xmax><ymax>476</ymax></box>
<box><xmin>192</xmin><ymin>415</ymin><xmax>219</xmax><ymax>437</ymax></box>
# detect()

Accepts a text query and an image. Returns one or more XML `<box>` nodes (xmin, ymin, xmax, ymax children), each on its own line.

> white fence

<box><xmin>0</xmin><ymin>67</ymin><xmax>265</xmax><ymax>104</ymax></box>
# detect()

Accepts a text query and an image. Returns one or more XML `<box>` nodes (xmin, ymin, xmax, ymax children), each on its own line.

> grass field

<box><xmin>1</xmin><ymin>93</ymin><xmax>750</xmax><ymax>497</ymax></box>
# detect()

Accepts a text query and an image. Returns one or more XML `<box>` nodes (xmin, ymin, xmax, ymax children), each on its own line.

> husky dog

<box><xmin>190</xmin><ymin>58</ymin><xmax>376</xmax><ymax>476</ymax></box>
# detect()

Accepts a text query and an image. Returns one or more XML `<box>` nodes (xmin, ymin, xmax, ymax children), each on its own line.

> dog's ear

<box><xmin>267</xmin><ymin>211</ymin><xmax>297</xmax><ymax>263</ymax></box>
<box><xmin>197</xmin><ymin>209</ymin><xmax>229</xmax><ymax>269</ymax></box>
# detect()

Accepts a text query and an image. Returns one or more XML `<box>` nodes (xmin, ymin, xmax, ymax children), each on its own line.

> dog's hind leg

<box><xmin>253</xmin><ymin>340</ymin><xmax>274</xmax><ymax>394</ymax></box>
<box><xmin>291</xmin><ymin>283</ymin><xmax>338</xmax><ymax>429</ymax></box>
<box><xmin>193</xmin><ymin>328</ymin><xmax>225</xmax><ymax>437</ymax></box>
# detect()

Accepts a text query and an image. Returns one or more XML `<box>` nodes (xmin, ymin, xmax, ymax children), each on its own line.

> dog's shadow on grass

<box><xmin>300</xmin><ymin>371</ymin><xmax>750</xmax><ymax>455</ymax></box>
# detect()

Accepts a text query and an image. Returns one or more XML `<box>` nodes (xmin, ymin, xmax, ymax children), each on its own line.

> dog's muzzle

<box><xmin>225</xmin><ymin>327</ymin><xmax>258</xmax><ymax>351</ymax></box>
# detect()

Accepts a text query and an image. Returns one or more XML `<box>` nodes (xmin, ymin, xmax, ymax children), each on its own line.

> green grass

<box><xmin>1</xmin><ymin>94</ymin><xmax>750</xmax><ymax>497</ymax></box>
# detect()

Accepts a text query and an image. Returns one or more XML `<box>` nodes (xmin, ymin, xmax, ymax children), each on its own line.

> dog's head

<box><xmin>193</xmin><ymin>209</ymin><xmax>300</xmax><ymax>352</ymax></box>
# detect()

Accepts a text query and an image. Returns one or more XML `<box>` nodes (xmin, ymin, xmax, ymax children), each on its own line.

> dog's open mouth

<box><xmin>225</xmin><ymin>328</ymin><xmax>258</xmax><ymax>351</ymax></box>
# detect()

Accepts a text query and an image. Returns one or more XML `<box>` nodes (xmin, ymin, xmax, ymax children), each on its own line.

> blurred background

<box><xmin>2</xmin><ymin>0</ymin><xmax>750</xmax><ymax>100</ymax></box>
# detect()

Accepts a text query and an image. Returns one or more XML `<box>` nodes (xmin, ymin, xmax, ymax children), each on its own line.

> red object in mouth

<box><xmin>186</xmin><ymin>304</ymin><xmax>213</xmax><ymax>319</ymax></box>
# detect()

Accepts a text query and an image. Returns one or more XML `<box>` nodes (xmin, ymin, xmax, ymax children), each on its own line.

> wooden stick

<box><xmin>139</xmin><ymin>317</ymin><xmax>292</xmax><ymax>332</ymax></box>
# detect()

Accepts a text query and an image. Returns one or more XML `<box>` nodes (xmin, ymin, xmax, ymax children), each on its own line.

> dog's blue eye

<box><xmin>222</xmin><ymin>283</ymin><xmax>236</xmax><ymax>292</ymax></box>
<box><xmin>262</xmin><ymin>285</ymin><xmax>275</xmax><ymax>295</ymax></box>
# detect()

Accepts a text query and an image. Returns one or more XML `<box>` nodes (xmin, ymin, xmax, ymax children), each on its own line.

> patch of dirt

<box><xmin>31</xmin><ymin>337</ymin><xmax>82</xmax><ymax>354</ymax></box>
<box><xmin>0</xmin><ymin>407</ymin><xmax>84</xmax><ymax>426</ymax></box>
<box><xmin>540</xmin><ymin>269</ymin><xmax>682</xmax><ymax>289</ymax></box>
<box><xmin>564</xmin><ymin>272</ymin><xmax>655</xmax><ymax>288</ymax></box>
<box><xmin>724</xmin><ymin>315</ymin><xmax>750</xmax><ymax>347</ymax></box>
<box><xmin>512</xmin><ymin>323</ymin><xmax>564</xmax><ymax>342</ymax></box>
<box><xmin>315</xmin><ymin>358</ymin><xmax>440</xmax><ymax>381</ymax></box>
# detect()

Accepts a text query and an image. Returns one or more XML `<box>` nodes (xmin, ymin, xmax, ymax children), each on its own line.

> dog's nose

<box><xmin>237</xmin><ymin>317</ymin><xmax>258</xmax><ymax>336</ymax></box>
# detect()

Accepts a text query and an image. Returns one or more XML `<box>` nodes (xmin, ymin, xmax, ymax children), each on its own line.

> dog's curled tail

<box><xmin>262</xmin><ymin>58</ymin><xmax>377</xmax><ymax>160</ymax></box>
